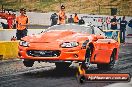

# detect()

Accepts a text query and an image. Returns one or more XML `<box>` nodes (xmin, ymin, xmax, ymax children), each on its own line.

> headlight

<box><xmin>61</xmin><ymin>42</ymin><xmax>79</xmax><ymax>48</ymax></box>
<box><xmin>19</xmin><ymin>41</ymin><xmax>29</xmax><ymax>47</ymax></box>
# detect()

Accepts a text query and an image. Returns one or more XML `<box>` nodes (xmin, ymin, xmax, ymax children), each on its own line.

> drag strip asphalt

<box><xmin>0</xmin><ymin>43</ymin><xmax>132</xmax><ymax>87</ymax></box>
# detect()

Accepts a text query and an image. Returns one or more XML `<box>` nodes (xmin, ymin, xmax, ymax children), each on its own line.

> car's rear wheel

<box><xmin>23</xmin><ymin>60</ymin><xmax>34</xmax><ymax>67</ymax></box>
<box><xmin>97</xmin><ymin>50</ymin><xmax>116</xmax><ymax>70</ymax></box>
<box><xmin>55</xmin><ymin>62</ymin><xmax>71</xmax><ymax>69</ymax></box>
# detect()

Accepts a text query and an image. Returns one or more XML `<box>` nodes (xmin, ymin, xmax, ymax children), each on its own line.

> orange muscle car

<box><xmin>18</xmin><ymin>24</ymin><xmax>119</xmax><ymax>70</ymax></box>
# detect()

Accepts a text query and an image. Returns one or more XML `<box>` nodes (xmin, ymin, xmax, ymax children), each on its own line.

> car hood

<box><xmin>21</xmin><ymin>30</ymin><xmax>89</xmax><ymax>43</ymax></box>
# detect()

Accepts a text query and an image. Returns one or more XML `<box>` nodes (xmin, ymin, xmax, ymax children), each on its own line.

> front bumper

<box><xmin>18</xmin><ymin>46</ymin><xmax>86</xmax><ymax>62</ymax></box>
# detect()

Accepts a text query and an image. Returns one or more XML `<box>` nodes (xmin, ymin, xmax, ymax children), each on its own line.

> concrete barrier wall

<box><xmin>0</xmin><ymin>41</ymin><xmax>19</xmax><ymax>60</ymax></box>
<box><xmin>0</xmin><ymin>28</ymin><xmax>131</xmax><ymax>43</ymax></box>
<box><xmin>0</xmin><ymin>12</ymin><xmax>132</xmax><ymax>42</ymax></box>
<box><xmin>0</xmin><ymin>29</ymin><xmax>45</xmax><ymax>41</ymax></box>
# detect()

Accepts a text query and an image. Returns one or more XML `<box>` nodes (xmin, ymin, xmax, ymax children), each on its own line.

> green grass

<box><xmin>0</xmin><ymin>0</ymin><xmax>132</xmax><ymax>16</ymax></box>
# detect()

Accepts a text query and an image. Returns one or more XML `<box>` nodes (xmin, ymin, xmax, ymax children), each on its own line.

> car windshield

<box><xmin>47</xmin><ymin>24</ymin><xmax>93</xmax><ymax>34</ymax></box>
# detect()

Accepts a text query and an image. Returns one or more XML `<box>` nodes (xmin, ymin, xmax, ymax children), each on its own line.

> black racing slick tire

<box><xmin>23</xmin><ymin>60</ymin><xmax>34</xmax><ymax>67</ymax></box>
<box><xmin>97</xmin><ymin>50</ymin><xmax>116</xmax><ymax>70</ymax></box>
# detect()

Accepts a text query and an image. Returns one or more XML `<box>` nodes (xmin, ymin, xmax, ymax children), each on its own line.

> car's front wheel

<box><xmin>55</xmin><ymin>62</ymin><xmax>71</xmax><ymax>69</ymax></box>
<box><xmin>82</xmin><ymin>46</ymin><xmax>92</xmax><ymax>70</ymax></box>
<box><xmin>23</xmin><ymin>60</ymin><xmax>34</xmax><ymax>67</ymax></box>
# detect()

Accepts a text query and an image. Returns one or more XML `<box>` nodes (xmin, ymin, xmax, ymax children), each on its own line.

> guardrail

<box><xmin>0</xmin><ymin>41</ymin><xmax>19</xmax><ymax>60</ymax></box>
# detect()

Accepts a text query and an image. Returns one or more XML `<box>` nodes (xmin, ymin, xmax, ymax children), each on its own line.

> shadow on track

<box><xmin>22</xmin><ymin>67</ymin><xmax>79</xmax><ymax>78</ymax></box>
<box><xmin>21</xmin><ymin>65</ymin><xmax>114</xmax><ymax>79</ymax></box>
